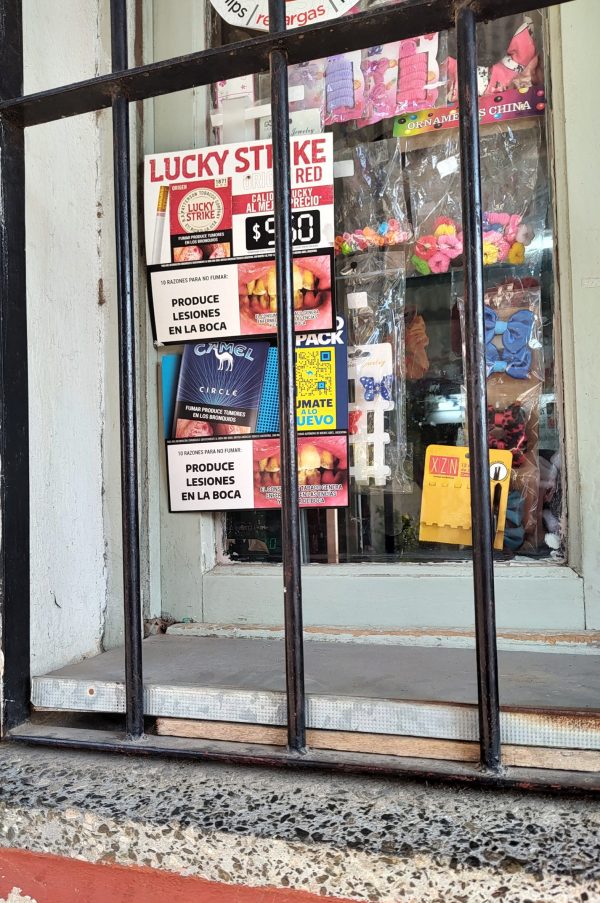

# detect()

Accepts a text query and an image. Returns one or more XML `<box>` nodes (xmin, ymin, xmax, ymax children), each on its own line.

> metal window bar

<box><xmin>110</xmin><ymin>0</ymin><xmax>145</xmax><ymax>742</ymax></box>
<box><xmin>268</xmin><ymin>0</ymin><xmax>307</xmax><ymax>752</ymax></box>
<box><xmin>1</xmin><ymin>0</ymin><xmax>592</xmax><ymax>792</ymax></box>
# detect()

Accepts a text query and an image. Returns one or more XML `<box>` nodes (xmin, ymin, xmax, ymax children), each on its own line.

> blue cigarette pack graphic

<box><xmin>173</xmin><ymin>340</ymin><xmax>269</xmax><ymax>439</ymax></box>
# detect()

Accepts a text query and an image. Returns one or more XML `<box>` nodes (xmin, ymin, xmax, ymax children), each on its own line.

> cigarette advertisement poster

<box><xmin>173</xmin><ymin>340</ymin><xmax>270</xmax><ymax>439</ymax></box>
<box><xmin>296</xmin><ymin>315</ymin><xmax>348</xmax><ymax>432</ymax></box>
<box><xmin>160</xmin><ymin>316</ymin><xmax>348</xmax><ymax>439</ymax></box>
<box><xmin>167</xmin><ymin>432</ymin><xmax>349</xmax><ymax>512</ymax></box>
<box><xmin>145</xmin><ymin>134</ymin><xmax>334</xmax><ymax>265</ymax></box>
<box><xmin>145</xmin><ymin>135</ymin><xmax>335</xmax><ymax>344</ymax></box>
<box><xmin>150</xmin><ymin>134</ymin><xmax>345</xmax><ymax>513</ymax></box>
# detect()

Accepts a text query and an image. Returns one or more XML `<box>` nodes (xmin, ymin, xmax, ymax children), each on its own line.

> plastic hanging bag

<box><xmin>406</xmin><ymin>122</ymin><xmax>546</xmax><ymax>276</ymax></box>
<box><xmin>336</xmin><ymin>249</ymin><xmax>409</xmax><ymax>492</ymax></box>
<box><xmin>334</xmin><ymin>138</ymin><xmax>412</xmax><ymax>256</ymax></box>
<box><xmin>396</xmin><ymin>32</ymin><xmax>446</xmax><ymax>113</ymax></box>
<box><xmin>456</xmin><ymin>273</ymin><xmax>545</xmax><ymax>554</ymax></box>
<box><xmin>445</xmin><ymin>13</ymin><xmax>545</xmax><ymax>104</ymax></box>
<box><xmin>323</xmin><ymin>51</ymin><xmax>365</xmax><ymax>125</ymax></box>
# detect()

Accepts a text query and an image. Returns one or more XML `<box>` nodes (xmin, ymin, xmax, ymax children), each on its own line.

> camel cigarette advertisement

<box><xmin>160</xmin><ymin>317</ymin><xmax>348</xmax><ymax>441</ymax></box>
<box><xmin>144</xmin><ymin>134</ymin><xmax>334</xmax><ymax>264</ymax></box>
<box><xmin>173</xmin><ymin>340</ymin><xmax>269</xmax><ymax>439</ymax></box>
<box><xmin>167</xmin><ymin>432</ymin><xmax>349</xmax><ymax>512</ymax></box>
<box><xmin>147</xmin><ymin>249</ymin><xmax>334</xmax><ymax>344</ymax></box>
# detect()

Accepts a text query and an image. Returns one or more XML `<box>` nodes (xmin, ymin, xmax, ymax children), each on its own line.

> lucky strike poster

<box><xmin>144</xmin><ymin>134</ymin><xmax>334</xmax><ymax>265</ymax></box>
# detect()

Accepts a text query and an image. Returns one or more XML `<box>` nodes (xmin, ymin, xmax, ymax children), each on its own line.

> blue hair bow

<box><xmin>485</xmin><ymin>307</ymin><xmax>534</xmax><ymax>380</ymax></box>
<box><xmin>504</xmin><ymin>490</ymin><xmax>525</xmax><ymax>551</ymax></box>
<box><xmin>486</xmin><ymin>343</ymin><xmax>531</xmax><ymax>379</ymax></box>
<box><xmin>360</xmin><ymin>375</ymin><xmax>393</xmax><ymax>402</ymax></box>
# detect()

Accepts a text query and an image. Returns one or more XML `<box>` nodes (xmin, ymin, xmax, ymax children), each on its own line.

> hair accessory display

<box><xmin>339</xmin><ymin>250</ymin><xmax>408</xmax><ymax>491</ymax></box>
<box><xmin>335</xmin><ymin>219</ymin><xmax>410</xmax><ymax>256</ymax></box>
<box><xmin>488</xmin><ymin>402</ymin><xmax>528</xmax><ymax>467</ymax></box>
<box><xmin>486</xmin><ymin>343</ymin><xmax>531</xmax><ymax>379</ymax></box>
<box><xmin>398</xmin><ymin>39</ymin><xmax>428</xmax><ymax>105</ymax></box>
<box><xmin>348</xmin><ymin>345</ymin><xmax>394</xmax><ymax>486</ymax></box>
<box><xmin>410</xmin><ymin>214</ymin><xmax>534</xmax><ymax>275</ymax></box>
<box><xmin>325</xmin><ymin>57</ymin><xmax>355</xmax><ymax>115</ymax></box>
<box><xmin>485</xmin><ymin>307</ymin><xmax>534</xmax><ymax>380</ymax></box>
<box><xmin>484</xmin><ymin>308</ymin><xmax>534</xmax><ymax>349</ymax></box>
<box><xmin>360</xmin><ymin>375</ymin><xmax>394</xmax><ymax>402</ymax></box>
<box><xmin>324</xmin><ymin>52</ymin><xmax>364</xmax><ymax>124</ymax></box>
<box><xmin>486</xmin><ymin>18</ymin><xmax>538</xmax><ymax>95</ymax></box>
<box><xmin>406</xmin><ymin>125</ymin><xmax>543</xmax><ymax>278</ymax></box>
<box><xmin>397</xmin><ymin>33</ymin><xmax>443</xmax><ymax>112</ymax></box>
<box><xmin>357</xmin><ymin>44</ymin><xmax>400</xmax><ymax>128</ymax></box>
<box><xmin>446</xmin><ymin>14</ymin><xmax>542</xmax><ymax>102</ymax></box>
<box><xmin>334</xmin><ymin>140</ymin><xmax>412</xmax><ymax>257</ymax></box>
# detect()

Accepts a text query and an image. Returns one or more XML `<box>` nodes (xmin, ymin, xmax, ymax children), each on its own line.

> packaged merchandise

<box><xmin>336</xmin><ymin>250</ymin><xmax>409</xmax><ymax>490</ymax></box>
<box><xmin>445</xmin><ymin>14</ymin><xmax>544</xmax><ymax>103</ymax></box>
<box><xmin>324</xmin><ymin>51</ymin><xmax>365</xmax><ymax>125</ymax></box>
<box><xmin>456</xmin><ymin>275</ymin><xmax>544</xmax><ymax>554</ymax></box>
<box><xmin>172</xmin><ymin>340</ymin><xmax>269</xmax><ymax>439</ymax></box>
<box><xmin>406</xmin><ymin>124</ymin><xmax>545</xmax><ymax>275</ymax></box>
<box><xmin>334</xmin><ymin>139</ymin><xmax>411</xmax><ymax>256</ymax></box>
<box><xmin>396</xmin><ymin>33</ymin><xmax>445</xmax><ymax>112</ymax></box>
<box><xmin>211</xmin><ymin>76</ymin><xmax>257</xmax><ymax>143</ymax></box>
<box><xmin>357</xmin><ymin>43</ymin><xmax>400</xmax><ymax>128</ymax></box>
<box><xmin>288</xmin><ymin>60</ymin><xmax>327</xmax><ymax>113</ymax></box>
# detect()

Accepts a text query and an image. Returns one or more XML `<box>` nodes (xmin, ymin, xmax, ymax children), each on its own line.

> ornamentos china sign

<box><xmin>209</xmin><ymin>0</ymin><xmax>359</xmax><ymax>31</ymax></box>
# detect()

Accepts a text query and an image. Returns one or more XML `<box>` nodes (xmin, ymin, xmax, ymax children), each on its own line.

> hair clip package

<box><xmin>406</xmin><ymin>123</ymin><xmax>545</xmax><ymax>276</ymax></box>
<box><xmin>396</xmin><ymin>32</ymin><xmax>446</xmax><ymax>114</ymax></box>
<box><xmin>336</xmin><ymin>250</ymin><xmax>409</xmax><ymax>492</ymax></box>
<box><xmin>334</xmin><ymin>139</ymin><xmax>412</xmax><ymax>257</ymax></box>
<box><xmin>324</xmin><ymin>52</ymin><xmax>365</xmax><ymax>125</ymax></box>
<box><xmin>287</xmin><ymin>59</ymin><xmax>327</xmax><ymax>114</ymax></box>
<box><xmin>356</xmin><ymin>43</ymin><xmax>400</xmax><ymax>129</ymax></box>
<box><xmin>456</xmin><ymin>275</ymin><xmax>544</xmax><ymax>554</ymax></box>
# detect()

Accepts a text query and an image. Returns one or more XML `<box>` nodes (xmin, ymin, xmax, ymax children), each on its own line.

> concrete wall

<box><xmin>24</xmin><ymin>1</ymin><xmax>115</xmax><ymax>675</ymax></box>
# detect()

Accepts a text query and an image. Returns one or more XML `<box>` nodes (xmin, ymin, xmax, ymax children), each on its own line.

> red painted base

<box><xmin>0</xmin><ymin>849</ymin><xmax>352</xmax><ymax>903</ymax></box>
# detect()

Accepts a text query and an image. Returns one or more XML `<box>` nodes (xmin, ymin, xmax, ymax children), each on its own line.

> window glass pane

<box><xmin>149</xmin><ymin>7</ymin><xmax>565</xmax><ymax>566</ymax></box>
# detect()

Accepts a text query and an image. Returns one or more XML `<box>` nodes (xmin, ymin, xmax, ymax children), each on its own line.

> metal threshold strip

<box><xmin>8</xmin><ymin>723</ymin><xmax>600</xmax><ymax>794</ymax></box>
<box><xmin>29</xmin><ymin>636</ymin><xmax>600</xmax><ymax>751</ymax></box>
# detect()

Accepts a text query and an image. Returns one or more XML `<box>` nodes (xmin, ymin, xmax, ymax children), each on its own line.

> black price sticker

<box><xmin>245</xmin><ymin>209</ymin><xmax>321</xmax><ymax>252</ymax></box>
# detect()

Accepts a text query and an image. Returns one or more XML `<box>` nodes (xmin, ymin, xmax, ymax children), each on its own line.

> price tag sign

<box><xmin>145</xmin><ymin>135</ymin><xmax>334</xmax><ymax>265</ymax></box>
<box><xmin>244</xmin><ymin>210</ymin><xmax>322</xmax><ymax>252</ymax></box>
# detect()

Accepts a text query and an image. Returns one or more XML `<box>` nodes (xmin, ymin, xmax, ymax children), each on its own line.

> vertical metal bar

<box><xmin>456</xmin><ymin>3</ymin><xmax>501</xmax><ymax>771</ymax></box>
<box><xmin>110</xmin><ymin>0</ymin><xmax>144</xmax><ymax>740</ymax></box>
<box><xmin>268</xmin><ymin>0</ymin><xmax>306</xmax><ymax>751</ymax></box>
<box><xmin>0</xmin><ymin>0</ymin><xmax>30</xmax><ymax>732</ymax></box>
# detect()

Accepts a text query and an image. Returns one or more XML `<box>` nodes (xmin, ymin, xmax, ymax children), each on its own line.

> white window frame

<box><xmin>144</xmin><ymin>1</ymin><xmax>597</xmax><ymax>635</ymax></box>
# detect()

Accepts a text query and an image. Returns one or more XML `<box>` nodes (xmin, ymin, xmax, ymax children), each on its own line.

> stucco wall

<box><xmin>24</xmin><ymin>1</ymin><xmax>117</xmax><ymax>674</ymax></box>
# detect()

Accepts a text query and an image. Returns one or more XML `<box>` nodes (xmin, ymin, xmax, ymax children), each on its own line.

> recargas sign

<box><xmin>209</xmin><ymin>0</ymin><xmax>359</xmax><ymax>30</ymax></box>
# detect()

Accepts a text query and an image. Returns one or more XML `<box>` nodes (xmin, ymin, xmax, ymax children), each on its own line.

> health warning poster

<box><xmin>147</xmin><ymin>249</ymin><xmax>334</xmax><ymax>344</ymax></box>
<box><xmin>167</xmin><ymin>432</ymin><xmax>349</xmax><ymax>512</ymax></box>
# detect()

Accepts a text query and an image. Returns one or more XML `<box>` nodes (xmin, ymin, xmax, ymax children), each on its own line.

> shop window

<box><xmin>149</xmin><ymin>7</ymin><xmax>565</xmax><ymax>569</ymax></box>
